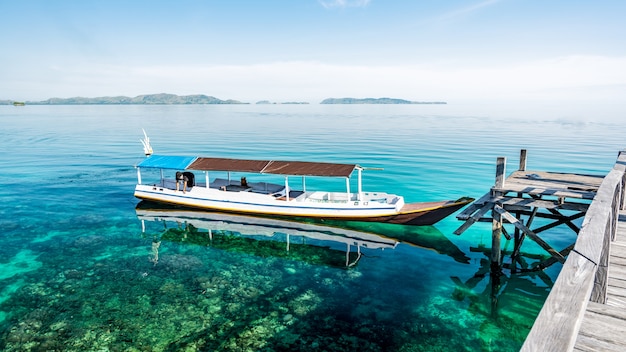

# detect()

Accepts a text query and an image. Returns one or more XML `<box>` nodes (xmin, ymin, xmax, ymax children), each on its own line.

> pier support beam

<box><xmin>455</xmin><ymin>149</ymin><xmax>603</xmax><ymax>272</ymax></box>
<box><xmin>490</xmin><ymin>157</ymin><xmax>506</xmax><ymax>275</ymax></box>
<box><xmin>491</xmin><ymin>209</ymin><xmax>503</xmax><ymax>274</ymax></box>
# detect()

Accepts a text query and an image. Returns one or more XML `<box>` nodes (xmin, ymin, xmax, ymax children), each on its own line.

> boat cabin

<box><xmin>135</xmin><ymin>155</ymin><xmax>389</xmax><ymax>203</ymax></box>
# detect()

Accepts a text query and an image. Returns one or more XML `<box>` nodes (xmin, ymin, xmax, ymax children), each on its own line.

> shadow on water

<box><xmin>308</xmin><ymin>219</ymin><xmax>472</xmax><ymax>264</ymax></box>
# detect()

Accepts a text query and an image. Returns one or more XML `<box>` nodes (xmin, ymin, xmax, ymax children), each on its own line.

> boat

<box><xmin>136</xmin><ymin>201</ymin><xmax>398</xmax><ymax>268</ymax></box>
<box><xmin>133</xmin><ymin>130</ymin><xmax>473</xmax><ymax>226</ymax></box>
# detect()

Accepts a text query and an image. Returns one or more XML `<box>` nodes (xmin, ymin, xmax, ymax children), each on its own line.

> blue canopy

<box><xmin>136</xmin><ymin>155</ymin><xmax>197</xmax><ymax>170</ymax></box>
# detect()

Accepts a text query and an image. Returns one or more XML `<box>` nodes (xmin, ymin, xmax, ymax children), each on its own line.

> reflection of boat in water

<box><xmin>136</xmin><ymin>201</ymin><xmax>398</xmax><ymax>268</ymax></box>
<box><xmin>301</xmin><ymin>218</ymin><xmax>471</xmax><ymax>264</ymax></box>
<box><xmin>136</xmin><ymin>201</ymin><xmax>470</xmax><ymax>265</ymax></box>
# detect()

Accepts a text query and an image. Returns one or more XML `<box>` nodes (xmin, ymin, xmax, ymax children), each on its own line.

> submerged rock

<box><xmin>157</xmin><ymin>253</ymin><xmax>203</xmax><ymax>272</ymax></box>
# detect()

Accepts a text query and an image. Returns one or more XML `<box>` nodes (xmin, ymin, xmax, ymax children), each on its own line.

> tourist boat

<box><xmin>133</xmin><ymin>130</ymin><xmax>473</xmax><ymax>226</ymax></box>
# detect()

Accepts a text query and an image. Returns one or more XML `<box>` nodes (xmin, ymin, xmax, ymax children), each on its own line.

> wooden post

<box><xmin>519</xmin><ymin>149</ymin><xmax>527</xmax><ymax>171</ymax></box>
<box><xmin>513</xmin><ymin>150</ymin><xmax>526</xmax><ymax>272</ymax></box>
<box><xmin>492</xmin><ymin>209</ymin><xmax>503</xmax><ymax>273</ymax></box>
<box><xmin>495</xmin><ymin>157</ymin><xmax>506</xmax><ymax>190</ymax></box>
<box><xmin>491</xmin><ymin>157</ymin><xmax>506</xmax><ymax>275</ymax></box>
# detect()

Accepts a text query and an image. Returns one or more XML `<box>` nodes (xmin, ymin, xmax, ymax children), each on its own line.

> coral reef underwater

<box><xmin>0</xmin><ymin>217</ymin><xmax>547</xmax><ymax>351</ymax></box>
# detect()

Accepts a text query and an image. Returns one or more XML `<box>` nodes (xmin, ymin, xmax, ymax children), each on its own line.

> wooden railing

<box><xmin>521</xmin><ymin>150</ymin><xmax>626</xmax><ymax>351</ymax></box>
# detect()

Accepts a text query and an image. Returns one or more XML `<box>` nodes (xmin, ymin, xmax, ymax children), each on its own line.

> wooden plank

<box><xmin>519</xmin><ymin>149</ymin><xmax>527</xmax><ymax>171</ymax></box>
<box><xmin>497</xmin><ymin>196</ymin><xmax>590</xmax><ymax>212</ymax></box>
<box><xmin>453</xmin><ymin>202</ymin><xmax>493</xmax><ymax>235</ymax></box>
<box><xmin>493</xmin><ymin>184</ymin><xmax>597</xmax><ymax>200</ymax></box>
<box><xmin>609</xmin><ymin>255</ymin><xmax>626</xmax><ymax>267</ymax></box>
<box><xmin>612</xmin><ymin>243</ymin><xmax>626</xmax><ymax>259</ymax></box>
<box><xmin>532</xmin><ymin>211</ymin><xmax>584</xmax><ymax>235</ymax></box>
<box><xmin>606</xmin><ymin>285</ymin><xmax>626</xmax><ymax>301</ymax></box>
<box><xmin>585</xmin><ymin>300</ymin><xmax>626</xmax><ymax>320</ymax></box>
<box><xmin>507</xmin><ymin>170</ymin><xmax>604</xmax><ymax>188</ymax></box>
<box><xmin>610</xmin><ymin>208</ymin><xmax>626</xmax><ymax>299</ymax></box>
<box><xmin>615</xmin><ymin>151</ymin><xmax>626</xmax><ymax>173</ymax></box>
<box><xmin>573</xmin><ymin>170</ymin><xmax>622</xmax><ymax>265</ymax></box>
<box><xmin>591</xmin><ymin>204</ymin><xmax>614</xmax><ymax>302</ymax></box>
<box><xmin>607</xmin><ymin>295</ymin><xmax>626</xmax><ymax>308</ymax></box>
<box><xmin>494</xmin><ymin>205</ymin><xmax>565</xmax><ymax>263</ymax></box>
<box><xmin>535</xmin><ymin>243</ymin><xmax>575</xmax><ymax>270</ymax></box>
<box><xmin>608</xmin><ymin>277</ymin><xmax>626</xmax><ymax>290</ymax></box>
<box><xmin>521</xmin><ymin>252</ymin><xmax>597</xmax><ymax>352</ymax></box>
<box><xmin>575</xmin><ymin>334</ymin><xmax>625</xmax><ymax>352</ymax></box>
<box><xmin>456</xmin><ymin>192</ymin><xmax>492</xmax><ymax>220</ymax></box>
<box><xmin>495</xmin><ymin>157</ymin><xmax>506</xmax><ymax>188</ymax></box>
<box><xmin>575</xmin><ymin>302</ymin><xmax>626</xmax><ymax>351</ymax></box>
<box><xmin>492</xmin><ymin>209</ymin><xmax>502</xmax><ymax>268</ymax></box>
<box><xmin>579</xmin><ymin>306</ymin><xmax>626</xmax><ymax>340</ymax></box>
<box><xmin>609</xmin><ymin>262</ymin><xmax>626</xmax><ymax>280</ymax></box>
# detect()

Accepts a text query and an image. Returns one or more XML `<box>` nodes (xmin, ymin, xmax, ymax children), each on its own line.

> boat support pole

<box><xmin>285</xmin><ymin>176</ymin><xmax>290</xmax><ymax>201</ymax></box>
<box><xmin>345</xmin><ymin>177</ymin><xmax>351</xmax><ymax>201</ymax></box>
<box><xmin>136</xmin><ymin>167</ymin><xmax>142</xmax><ymax>185</ymax></box>
<box><xmin>357</xmin><ymin>168</ymin><xmax>362</xmax><ymax>201</ymax></box>
<box><xmin>205</xmin><ymin>171</ymin><xmax>209</xmax><ymax>188</ymax></box>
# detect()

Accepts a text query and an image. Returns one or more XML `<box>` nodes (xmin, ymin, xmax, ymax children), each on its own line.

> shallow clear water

<box><xmin>0</xmin><ymin>104</ymin><xmax>624</xmax><ymax>351</ymax></box>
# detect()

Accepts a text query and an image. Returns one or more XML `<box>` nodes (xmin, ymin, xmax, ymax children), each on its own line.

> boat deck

<box><xmin>400</xmin><ymin>200</ymin><xmax>458</xmax><ymax>212</ymax></box>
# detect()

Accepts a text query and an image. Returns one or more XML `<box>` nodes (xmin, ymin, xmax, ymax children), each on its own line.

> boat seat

<box><xmin>275</xmin><ymin>190</ymin><xmax>305</xmax><ymax>201</ymax></box>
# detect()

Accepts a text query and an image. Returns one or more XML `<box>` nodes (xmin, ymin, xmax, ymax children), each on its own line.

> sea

<box><xmin>1</xmin><ymin>103</ymin><xmax>625</xmax><ymax>351</ymax></box>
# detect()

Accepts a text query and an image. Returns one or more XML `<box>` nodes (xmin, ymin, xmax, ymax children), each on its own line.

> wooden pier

<box><xmin>573</xmin><ymin>212</ymin><xmax>626</xmax><ymax>351</ymax></box>
<box><xmin>456</xmin><ymin>149</ymin><xmax>626</xmax><ymax>351</ymax></box>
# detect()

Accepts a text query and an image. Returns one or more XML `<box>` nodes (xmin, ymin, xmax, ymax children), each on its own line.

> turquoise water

<box><xmin>1</xmin><ymin>104</ymin><xmax>624</xmax><ymax>351</ymax></box>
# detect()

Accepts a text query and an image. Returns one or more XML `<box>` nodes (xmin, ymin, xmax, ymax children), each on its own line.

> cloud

<box><xmin>4</xmin><ymin>55</ymin><xmax>626</xmax><ymax>103</ymax></box>
<box><xmin>120</xmin><ymin>55</ymin><xmax>626</xmax><ymax>102</ymax></box>
<box><xmin>436</xmin><ymin>0</ymin><xmax>502</xmax><ymax>22</ymax></box>
<box><xmin>318</xmin><ymin>0</ymin><xmax>371</xmax><ymax>9</ymax></box>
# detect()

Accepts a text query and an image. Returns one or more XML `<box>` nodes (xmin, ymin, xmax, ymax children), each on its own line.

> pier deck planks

<box><xmin>574</xmin><ymin>210</ymin><xmax>626</xmax><ymax>351</ymax></box>
<box><xmin>494</xmin><ymin>170</ymin><xmax>603</xmax><ymax>200</ymax></box>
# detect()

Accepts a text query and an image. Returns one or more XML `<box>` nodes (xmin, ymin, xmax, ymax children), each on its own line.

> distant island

<box><xmin>320</xmin><ymin>97</ymin><xmax>446</xmax><ymax>104</ymax></box>
<box><xmin>256</xmin><ymin>100</ymin><xmax>310</xmax><ymax>105</ymax></box>
<box><xmin>1</xmin><ymin>94</ymin><xmax>447</xmax><ymax>105</ymax></box>
<box><xmin>2</xmin><ymin>93</ymin><xmax>247</xmax><ymax>105</ymax></box>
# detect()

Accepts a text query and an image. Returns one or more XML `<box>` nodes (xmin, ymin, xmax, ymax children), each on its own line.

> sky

<box><xmin>1</xmin><ymin>0</ymin><xmax>626</xmax><ymax>105</ymax></box>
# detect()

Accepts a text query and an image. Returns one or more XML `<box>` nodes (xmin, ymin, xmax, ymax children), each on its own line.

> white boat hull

<box><xmin>134</xmin><ymin>184</ymin><xmax>400</xmax><ymax>219</ymax></box>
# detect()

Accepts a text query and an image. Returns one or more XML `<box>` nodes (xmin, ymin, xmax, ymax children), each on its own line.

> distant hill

<box><xmin>22</xmin><ymin>93</ymin><xmax>247</xmax><ymax>105</ymax></box>
<box><xmin>1</xmin><ymin>95</ymin><xmax>447</xmax><ymax>105</ymax></box>
<box><xmin>320</xmin><ymin>97</ymin><xmax>446</xmax><ymax>104</ymax></box>
<box><xmin>256</xmin><ymin>100</ymin><xmax>310</xmax><ymax>105</ymax></box>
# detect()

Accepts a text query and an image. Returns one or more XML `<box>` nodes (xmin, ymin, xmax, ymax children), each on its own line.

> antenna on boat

<box><xmin>140</xmin><ymin>128</ymin><xmax>153</xmax><ymax>157</ymax></box>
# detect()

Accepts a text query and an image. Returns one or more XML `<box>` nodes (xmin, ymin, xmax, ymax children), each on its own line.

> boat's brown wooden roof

<box><xmin>188</xmin><ymin>157</ymin><xmax>357</xmax><ymax>177</ymax></box>
<box><xmin>189</xmin><ymin>158</ymin><xmax>269</xmax><ymax>173</ymax></box>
